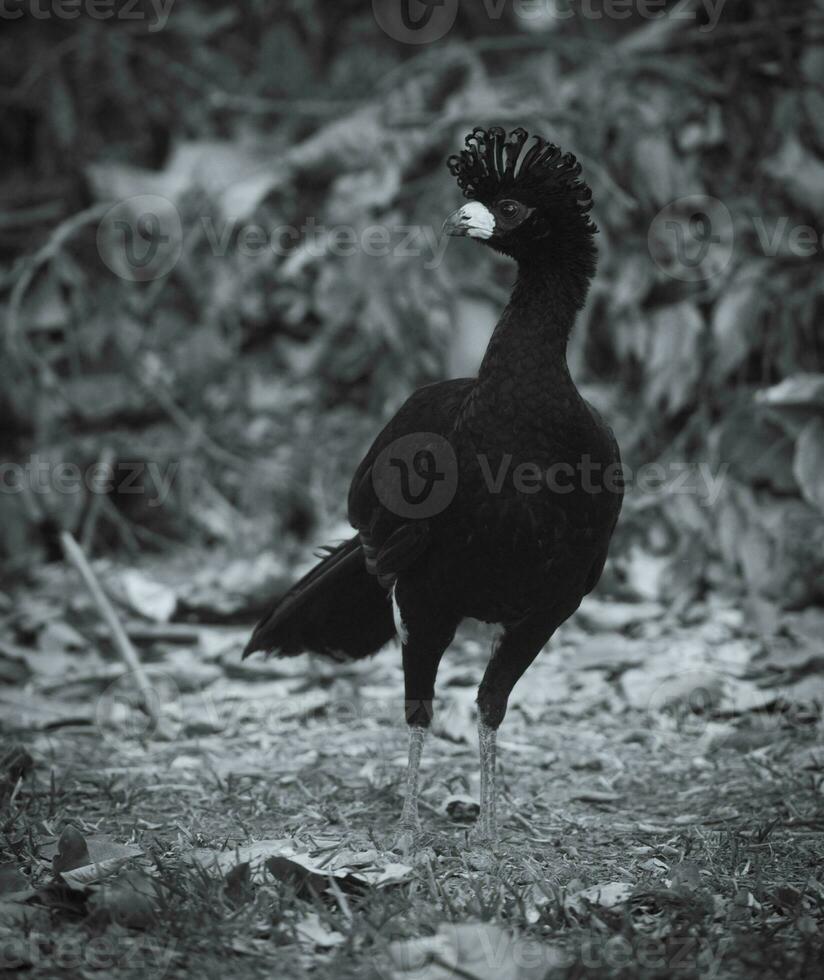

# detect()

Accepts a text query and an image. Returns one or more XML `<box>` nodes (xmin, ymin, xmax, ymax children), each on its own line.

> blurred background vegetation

<box><xmin>2</xmin><ymin>0</ymin><xmax>824</xmax><ymax>617</ymax></box>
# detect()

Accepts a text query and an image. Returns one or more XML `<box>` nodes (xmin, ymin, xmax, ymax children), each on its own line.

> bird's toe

<box><xmin>386</xmin><ymin>816</ymin><xmax>423</xmax><ymax>855</ymax></box>
<box><xmin>468</xmin><ymin>816</ymin><xmax>499</xmax><ymax>847</ymax></box>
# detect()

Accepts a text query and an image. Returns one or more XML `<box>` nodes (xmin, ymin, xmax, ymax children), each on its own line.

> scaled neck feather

<box><xmin>477</xmin><ymin>237</ymin><xmax>595</xmax><ymax>386</ymax></box>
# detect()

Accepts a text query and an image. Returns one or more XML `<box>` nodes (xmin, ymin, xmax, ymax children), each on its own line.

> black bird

<box><xmin>244</xmin><ymin>126</ymin><xmax>623</xmax><ymax>842</ymax></box>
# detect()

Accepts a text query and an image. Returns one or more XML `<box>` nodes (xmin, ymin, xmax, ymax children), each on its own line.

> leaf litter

<box><xmin>0</xmin><ymin>555</ymin><xmax>822</xmax><ymax>978</ymax></box>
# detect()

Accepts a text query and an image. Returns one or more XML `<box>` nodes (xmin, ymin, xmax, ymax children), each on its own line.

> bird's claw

<box><xmin>469</xmin><ymin>815</ymin><xmax>498</xmax><ymax>847</ymax></box>
<box><xmin>392</xmin><ymin>828</ymin><xmax>418</xmax><ymax>854</ymax></box>
<box><xmin>386</xmin><ymin>808</ymin><xmax>422</xmax><ymax>854</ymax></box>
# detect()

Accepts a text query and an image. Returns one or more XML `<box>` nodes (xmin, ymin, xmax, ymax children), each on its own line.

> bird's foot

<box><xmin>387</xmin><ymin>813</ymin><xmax>421</xmax><ymax>855</ymax></box>
<box><xmin>469</xmin><ymin>813</ymin><xmax>498</xmax><ymax>847</ymax></box>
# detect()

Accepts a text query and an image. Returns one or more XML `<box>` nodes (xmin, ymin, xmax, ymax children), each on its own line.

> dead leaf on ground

<box><xmin>0</xmin><ymin>689</ymin><xmax>94</xmax><ymax>732</ymax></box>
<box><xmin>569</xmin><ymin>790</ymin><xmax>622</xmax><ymax>804</ymax></box>
<box><xmin>568</xmin><ymin>635</ymin><xmax>647</xmax><ymax>673</ymax></box>
<box><xmin>621</xmin><ymin>667</ymin><xmax>724</xmax><ymax>713</ymax></box>
<box><xmin>36</xmin><ymin>620</ymin><xmax>87</xmax><ymax>652</ymax></box>
<box><xmin>577</xmin><ymin>599</ymin><xmax>665</xmax><ymax>632</ymax></box>
<box><xmin>442</xmin><ymin>795</ymin><xmax>480</xmax><ymax>823</ymax></box>
<box><xmin>49</xmin><ymin>829</ymin><xmax>143</xmax><ymax>888</ymax></box>
<box><xmin>293</xmin><ymin>911</ymin><xmax>345</xmax><ymax>949</ymax></box>
<box><xmin>386</xmin><ymin>921</ymin><xmax>553</xmax><ymax>980</ymax></box>
<box><xmin>565</xmin><ymin>881</ymin><xmax>634</xmax><ymax>916</ymax></box>
<box><xmin>191</xmin><ymin>838</ymin><xmax>412</xmax><ymax>896</ymax></box>
<box><xmin>431</xmin><ymin>691</ymin><xmax>476</xmax><ymax>744</ymax></box>
<box><xmin>117</xmin><ymin>569</ymin><xmax>177</xmax><ymax>623</ymax></box>
<box><xmin>52</xmin><ymin>826</ymin><xmax>91</xmax><ymax>874</ymax></box>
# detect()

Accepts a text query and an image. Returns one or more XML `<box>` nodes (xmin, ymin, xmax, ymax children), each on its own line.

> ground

<box><xmin>1</xmin><ymin>555</ymin><xmax>823</xmax><ymax>980</ymax></box>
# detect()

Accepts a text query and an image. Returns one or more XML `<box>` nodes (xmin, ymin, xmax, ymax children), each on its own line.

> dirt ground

<box><xmin>1</xmin><ymin>554</ymin><xmax>823</xmax><ymax>979</ymax></box>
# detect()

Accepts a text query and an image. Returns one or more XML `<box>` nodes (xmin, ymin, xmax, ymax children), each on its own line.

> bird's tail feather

<box><xmin>243</xmin><ymin>535</ymin><xmax>395</xmax><ymax>660</ymax></box>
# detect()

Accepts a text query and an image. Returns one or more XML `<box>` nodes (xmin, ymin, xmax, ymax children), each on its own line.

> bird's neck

<box><xmin>476</xmin><ymin>250</ymin><xmax>593</xmax><ymax>389</ymax></box>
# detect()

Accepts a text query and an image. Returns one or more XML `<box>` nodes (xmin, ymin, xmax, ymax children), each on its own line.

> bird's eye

<box><xmin>498</xmin><ymin>200</ymin><xmax>521</xmax><ymax>218</ymax></box>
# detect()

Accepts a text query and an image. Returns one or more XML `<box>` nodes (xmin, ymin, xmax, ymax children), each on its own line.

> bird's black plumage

<box><xmin>245</xmin><ymin>126</ymin><xmax>623</xmax><ymax>840</ymax></box>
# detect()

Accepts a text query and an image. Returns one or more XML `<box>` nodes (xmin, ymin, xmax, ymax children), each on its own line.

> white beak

<box><xmin>442</xmin><ymin>201</ymin><xmax>496</xmax><ymax>240</ymax></box>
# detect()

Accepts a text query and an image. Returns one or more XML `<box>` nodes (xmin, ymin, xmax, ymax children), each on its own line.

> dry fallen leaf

<box><xmin>577</xmin><ymin>599</ymin><xmax>665</xmax><ymax>632</ymax></box>
<box><xmin>565</xmin><ymin>881</ymin><xmax>634</xmax><ymax>916</ymax></box>
<box><xmin>293</xmin><ymin>911</ymin><xmax>345</xmax><ymax>949</ymax></box>
<box><xmin>118</xmin><ymin>570</ymin><xmax>177</xmax><ymax>623</ymax></box>
<box><xmin>442</xmin><ymin>795</ymin><xmax>480</xmax><ymax>824</ymax></box>
<box><xmin>50</xmin><ymin>829</ymin><xmax>143</xmax><ymax>889</ymax></box>
<box><xmin>190</xmin><ymin>838</ymin><xmax>412</xmax><ymax>894</ymax></box>
<box><xmin>52</xmin><ymin>826</ymin><xmax>91</xmax><ymax>875</ymax></box>
<box><xmin>386</xmin><ymin>921</ymin><xmax>553</xmax><ymax>980</ymax></box>
<box><xmin>569</xmin><ymin>790</ymin><xmax>622</xmax><ymax>804</ymax></box>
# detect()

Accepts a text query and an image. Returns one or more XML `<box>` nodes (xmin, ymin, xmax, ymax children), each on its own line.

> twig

<box><xmin>6</xmin><ymin>203</ymin><xmax>110</xmax><ymax>377</ymax></box>
<box><xmin>91</xmin><ymin>622</ymin><xmax>205</xmax><ymax>645</ymax></box>
<box><xmin>0</xmin><ymin>202</ymin><xmax>66</xmax><ymax>230</ymax></box>
<box><xmin>79</xmin><ymin>446</ymin><xmax>116</xmax><ymax>554</ymax></box>
<box><xmin>59</xmin><ymin>530</ymin><xmax>159</xmax><ymax>728</ymax></box>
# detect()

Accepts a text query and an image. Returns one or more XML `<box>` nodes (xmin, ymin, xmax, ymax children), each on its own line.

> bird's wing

<box><xmin>582</xmin><ymin>400</ymin><xmax>624</xmax><ymax>595</ymax></box>
<box><xmin>348</xmin><ymin>378</ymin><xmax>474</xmax><ymax>586</ymax></box>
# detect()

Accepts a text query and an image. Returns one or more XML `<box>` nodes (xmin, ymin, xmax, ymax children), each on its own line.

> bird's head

<box><xmin>443</xmin><ymin>126</ymin><xmax>597</xmax><ymax>270</ymax></box>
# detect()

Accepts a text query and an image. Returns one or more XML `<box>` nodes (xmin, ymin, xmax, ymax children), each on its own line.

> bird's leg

<box><xmin>476</xmin><ymin>719</ymin><xmax>498</xmax><ymax>841</ymax></box>
<box><xmin>474</xmin><ymin>616</ymin><xmax>554</xmax><ymax>844</ymax></box>
<box><xmin>389</xmin><ymin>597</ymin><xmax>456</xmax><ymax>849</ymax></box>
<box><xmin>398</xmin><ymin>725</ymin><xmax>426</xmax><ymax>832</ymax></box>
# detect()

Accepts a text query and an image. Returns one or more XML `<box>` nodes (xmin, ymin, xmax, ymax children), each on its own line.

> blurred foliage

<box><xmin>2</xmin><ymin>0</ymin><xmax>824</xmax><ymax>608</ymax></box>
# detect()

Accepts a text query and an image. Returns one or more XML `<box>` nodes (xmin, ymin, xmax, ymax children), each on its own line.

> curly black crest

<box><xmin>447</xmin><ymin>126</ymin><xmax>594</xmax><ymax>220</ymax></box>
